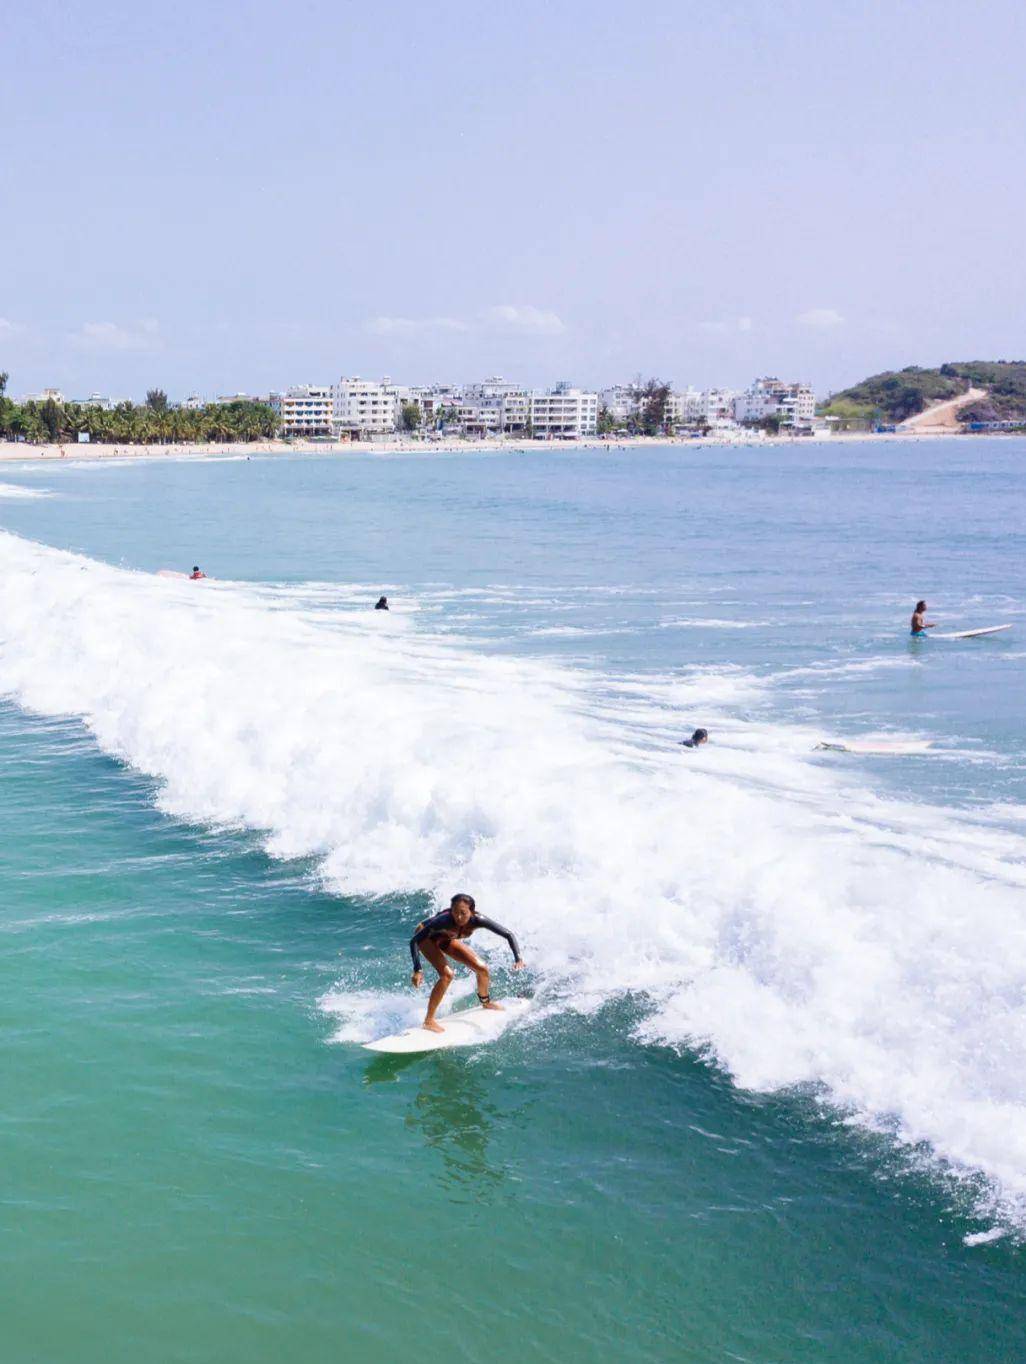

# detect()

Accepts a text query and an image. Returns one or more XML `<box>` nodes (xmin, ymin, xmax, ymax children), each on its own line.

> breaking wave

<box><xmin>2</xmin><ymin>529</ymin><xmax>1026</xmax><ymax>1226</ymax></box>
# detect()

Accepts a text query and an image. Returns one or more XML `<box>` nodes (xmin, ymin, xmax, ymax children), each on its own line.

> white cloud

<box><xmin>796</xmin><ymin>307</ymin><xmax>844</xmax><ymax>328</ymax></box>
<box><xmin>69</xmin><ymin>319</ymin><xmax>161</xmax><ymax>352</ymax></box>
<box><xmin>366</xmin><ymin>315</ymin><xmax>470</xmax><ymax>336</ymax></box>
<box><xmin>483</xmin><ymin>304</ymin><xmax>566</xmax><ymax>336</ymax></box>
<box><xmin>365</xmin><ymin>303</ymin><xmax>566</xmax><ymax>340</ymax></box>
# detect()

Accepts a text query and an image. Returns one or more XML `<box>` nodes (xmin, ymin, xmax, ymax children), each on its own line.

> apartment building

<box><xmin>599</xmin><ymin>384</ymin><xmax>643</xmax><ymax>425</ymax></box>
<box><xmin>405</xmin><ymin>384</ymin><xmax>463</xmax><ymax>426</ymax></box>
<box><xmin>332</xmin><ymin>377</ymin><xmax>396</xmax><ymax>436</ymax></box>
<box><xmin>268</xmin><ymin>385</ymin><xmax>334</xmax><ymax>437</ymax></box>
<box><xmin>674</xmin><ymin>387</ymin><xmax>738</xmax><ymax>426</ymax></box>
<box><xmin>461</xmin><ymin>377</ymin><xmax>530</xmax><ymax>433</ymax></box>
<box><xmin>734</xmin><ymin>378</ymin><xmax>815</xmax><ymax>427</ymax></box>
<box><xmin>530</xmin><ymin>383</ymin><xmax>599</xmax><ymax>438</ymax></box>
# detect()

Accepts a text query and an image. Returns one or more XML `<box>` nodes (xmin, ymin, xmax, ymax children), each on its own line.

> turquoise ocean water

<box><xmin>1</xmin><ymin>439</ymin><xmax>1025</xmax><ymax>1362</ymax></box>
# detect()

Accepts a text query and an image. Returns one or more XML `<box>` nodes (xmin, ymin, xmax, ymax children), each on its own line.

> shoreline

<box><xmin>0</xmin><ymin>426</ymin><xmax>1007</xmax><ymax>465</ymax></box>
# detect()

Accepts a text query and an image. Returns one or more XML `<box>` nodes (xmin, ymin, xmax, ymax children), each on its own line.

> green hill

<box><xmin>821</xmin><ymin>361</ymin><xmax>1026</xmax><ymax>425</ymax></box>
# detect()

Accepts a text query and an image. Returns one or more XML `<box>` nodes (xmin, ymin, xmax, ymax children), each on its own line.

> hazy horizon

<box><xmin>3</xmin><ymin>0</ymin><xmax>1025</xmax><ymax>401</ymax></box>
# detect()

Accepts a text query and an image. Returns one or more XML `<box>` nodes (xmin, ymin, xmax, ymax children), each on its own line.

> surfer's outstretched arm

<box><xmin>474</xmin><ymin>915</ymin><xmax>524</xmax><ymax>965</ymax></box>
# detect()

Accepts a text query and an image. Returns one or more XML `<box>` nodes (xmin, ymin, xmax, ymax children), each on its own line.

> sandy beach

<box><xmin>0</xmin><ymin>426</ymin><xmax>991</xmax><ymax>465</ymax></box>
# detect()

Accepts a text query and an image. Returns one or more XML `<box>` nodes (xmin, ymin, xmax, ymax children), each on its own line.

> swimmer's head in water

<box><xmin>915</xmin><ymin>600</ymin><xmax>927</xmax><ymax>613</ymax></box>
<box><xmin>193</xmin><ymin>566</ymin><xmax>201</xmax><ymax>573</ymax></box>
<box><xmin>692</xmin><ymin>729</ymin><xmax>708</xmax><ymax>744</ymax></box>
<box><xmin>450</xmin><ymin>893</ymin><xmax>476</xmax><ymax>926</ymax></box>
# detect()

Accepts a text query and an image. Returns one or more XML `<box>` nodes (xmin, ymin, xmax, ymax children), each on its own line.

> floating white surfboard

<box><xmin>928</xmin><ymin>625</ymin><xmax>1011</xmax><ymax>640</ymax></box>
<box><xmin>816</xmin><ymin>740</ymin><xmax>933</xmax><ymax>756</ymax></box>
<box><xmin>363</xmin><ymin>999</ymin><xmax>530</xmax><ymax>1054</ymax></box>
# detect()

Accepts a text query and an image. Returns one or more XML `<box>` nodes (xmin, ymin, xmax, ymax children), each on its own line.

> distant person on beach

<box><xmin>680</xmin><ymin>728</ymin><xmax>708</xmax><ymax>749</ymax></box>
<box><xmin>189</xmin><ymin>566</ymin><xmax>206</xmax><ymax>580</ymax></box>
<box><xmin>410</xmin><ymin>893</ymin><xmax>525</xmax><ymax>1034</ymax></box>
<box><xmin>374</xmin><ymin>595</ymin><xmax>389</xmax><ymax>610</ymax></box>
<box><xmin>910</xmin><ymin>601</ymin><xmax>935</xmax><ymax>636</ymax></box>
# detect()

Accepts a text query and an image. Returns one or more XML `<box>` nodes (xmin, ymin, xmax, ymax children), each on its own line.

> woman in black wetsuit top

<box><xmin>410</xmin><ymin>893</ymin><xmax>525</xmax><ymax>1034</ymax></box>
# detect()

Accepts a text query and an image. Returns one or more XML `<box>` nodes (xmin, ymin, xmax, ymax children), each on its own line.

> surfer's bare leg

<box><xmin>420</xmin><ymin>940</ymin><xmax>452</xmax><ymax>1032</ymax></box>
<box><xmin>446</xmin><ymin>941</ymin><xmax>502</xmax><ymax>1010</ymax></box>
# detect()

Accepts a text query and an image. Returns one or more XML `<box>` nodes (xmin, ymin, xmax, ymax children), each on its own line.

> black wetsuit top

<box><xmin>409</xmin><ymin>910</ymin><xmax>522</xmax><ymax>971</ymax></box>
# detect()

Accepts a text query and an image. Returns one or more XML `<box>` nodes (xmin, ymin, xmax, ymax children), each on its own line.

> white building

<box><xmin>599</xmin><ymin>384</ymin><xmax>643</xmax><ymax>426</ymax></box>
<box><xmin>734</xmin><ymin>378</ymin><xmax>815</xmax><ymax>427</ymax></box>
<box><xmin>530</xmin><ymin>383</ymin><xmax>598</xmax><ymax>438</ymax></box>
<box><xmin>332</xmin><ymin>377</ymin><xmax>396</xmax><ymax>436</ymax></box>
<box><xmin>69</xmin><ymin>393</ymin><xmax>120</xmax><ymax>410</ymax></box>
<box><xmin>665</xmin><ymin>388</ymin><xmax>701</xmax><ymax>426</ymax></box>
<box><xmin>701</xmin><ymin>388</ymin><xmax>739</xmax><ymax>424</ymax></box>
<box><xmin>22</xmin><ymin>388</ymin><xmax>67</xmax><ymax>405</ymax></box>
<box><xmin>662</xmin><ymin>388</ymin><xmax>740</xmax><ymax>428</ymax></box>
<box><xmin>269</xmin><ymin>385</ymin><xmax>334</xmax><ymax>437</ymax></box>
<box><xmin>460</xmin><ymin>377</ymin><xmax>530</xmax><ymax>433</ymax></box>
<box><xmin>405</xmin><ymin>384</ymin><xmax>463</xmax><ymax>427</ymax></box>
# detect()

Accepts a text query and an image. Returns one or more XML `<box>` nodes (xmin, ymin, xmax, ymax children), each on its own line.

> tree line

<box><xmin>0</xmin><ymin>376</ymin><xmax>279</xmax><ymax>445</ymax></box>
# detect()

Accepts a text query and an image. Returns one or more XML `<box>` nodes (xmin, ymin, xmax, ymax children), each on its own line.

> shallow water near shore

<box><xmin>1</xmin><ymin>439</ymin><xmax>1025</xmax><ymax>1362</ymax></box>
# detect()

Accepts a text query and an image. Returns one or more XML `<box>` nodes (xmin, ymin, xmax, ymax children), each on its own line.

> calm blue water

<box><xmin>0</xmin><ymin>440</ymin><xmax>1024</xmax><ymax>1362</ymax></box>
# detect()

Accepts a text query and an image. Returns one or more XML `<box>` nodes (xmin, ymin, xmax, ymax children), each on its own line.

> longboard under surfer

<box><xmin>410</xmin><ymin>893</ymin><xmax>524</xmax><ymax>1033</ymax></box>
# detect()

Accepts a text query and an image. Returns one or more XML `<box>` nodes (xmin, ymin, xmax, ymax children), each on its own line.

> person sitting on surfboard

<box><xmin>910</xmin><ymin>600</ymin><xmax>935</xmax><ymax>636</ymax></box>
<box><xmin>374</xmin><ymin>595</ymin><xmax>389</xmax><ymax>610</ymax></box>
<box><xmin>189</xmin><ymin>565</ymin><xmax>207</xmax><ymax>580</ymax></box>
<box><xmin>410</xmin><ymin>893</ymin><xmax>525</xmax><ymax>1034</ymax></box>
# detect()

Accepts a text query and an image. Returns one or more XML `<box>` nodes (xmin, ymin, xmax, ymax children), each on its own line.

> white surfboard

<box><xmin>816</xmin><ymin>739</ymin><xmax>932</xmax><ymax>756</ymax></box>
<box><xmin>929</xmin><ymin>625</ymin><xmax>1011</xmax><ymax>640</ymax></box>
<box><xmin>363</xmin><ymin>999</ymin><xmax>530</xmax><ymax>1054</ymax></box>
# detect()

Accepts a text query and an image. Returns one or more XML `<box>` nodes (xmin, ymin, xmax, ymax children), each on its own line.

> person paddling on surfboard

<box><xmin>410</xmin><ymin>893</ymin><xmax>525</xmax><ymax>1034</ymax></box>
<box><xmin>680</xmin><ymin>728</ymin><xmax>708</xmax><ymax>749</ymax></box>
<box><xmin>910</xmin><ymin>600</ymin><xmax>935</xmax><ymax>636</ymax></box>
<box><xmin>189</xmin><ymin>565</ymin><xmax>207</xmax><ymax>580</ymax></box>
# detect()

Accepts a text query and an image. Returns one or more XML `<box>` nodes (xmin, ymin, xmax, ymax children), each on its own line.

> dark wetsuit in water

<box><xmin>409</xmin><ymin>910</ymin><xmax>522</xmax><ymax>971</ymax></box>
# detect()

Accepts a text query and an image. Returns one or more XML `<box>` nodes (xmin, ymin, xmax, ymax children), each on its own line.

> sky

<box><xmin>2</xmin><ymin>0</ymin><xmax>1025</xmax><ymax>401</ymax></box>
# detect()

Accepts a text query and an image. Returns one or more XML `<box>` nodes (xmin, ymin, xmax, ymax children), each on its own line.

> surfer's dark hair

<box><xmin>450</xmin><ymin>893</ymin><xmax>476</xmax><ymax>912</ymax></box>
<box><xmin>693</xmin><ymin>729</ymin><xmax>708</xmax><ymax>742</ymax></box>
<box><xmin>915</xmin><ymin>600</ymin><xmax>927</xmax><ymax>612</ymax></box>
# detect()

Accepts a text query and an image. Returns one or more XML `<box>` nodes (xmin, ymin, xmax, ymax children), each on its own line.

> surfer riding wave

<box><xmin>410</xmin><ymin>893</ymin><xmax>525</xmax><ymax>1033</ymax></box>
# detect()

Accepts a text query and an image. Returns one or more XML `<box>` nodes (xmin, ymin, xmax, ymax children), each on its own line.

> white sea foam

<box><xmin>963</xmin><ymin>1227</ymin><xmax>1010</xmax><ymax>1247</ymax></box>
<box><xmin>2</xmin><ymin>529</ymin><xmax>1026</xmax><ymax>1224</ymax></box>
<box><xmin>0</xmin><ymin>481</ymin><xmax>51</xmax><ymax>498</ymax></box>
<box><xmin>656</xmin><ymin>617</ymin><xmax>770</xmax><ymax>630</ymax></box>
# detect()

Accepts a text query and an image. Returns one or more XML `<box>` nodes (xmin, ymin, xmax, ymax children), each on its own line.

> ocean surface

<box><xmin>1</xmin><ymin>438</ymin><xmax>1025</xmax><ymax>1362</ymax></box>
